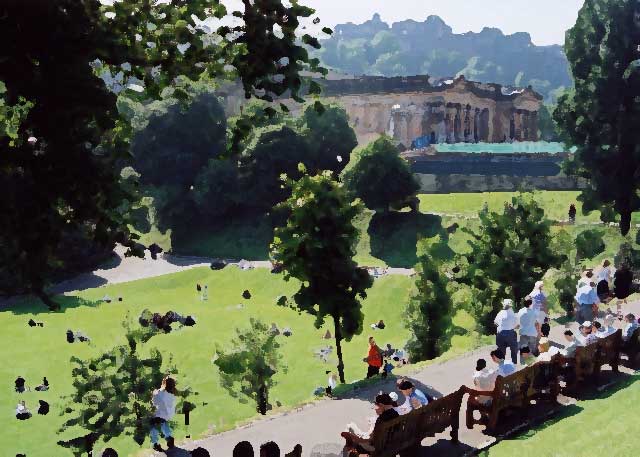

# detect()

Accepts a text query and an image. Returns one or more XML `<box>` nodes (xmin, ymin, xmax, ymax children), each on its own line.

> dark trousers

<box><xmin>366</xmin><ymin>365</ymin><xmax>380</xmax><ymax>378</ymax></box>
<box><xmin>496</xmin><ymin>329</ymin><xmax>518</xmax><ymax>364</ymax></box>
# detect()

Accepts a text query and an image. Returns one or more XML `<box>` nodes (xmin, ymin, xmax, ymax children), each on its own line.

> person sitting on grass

<box><xmin>490</xmin><ymin>349</ymin><xmax>516</xmax><ymax>377</ymax></box>
<box><xmin>342</xmin><ymin>393</ymin><xmax>399</xmax><ymax>453</ymax></box>
<box><xmin>519</xmin><ymin>347</ymin><xmax>536</xmax><ymax>366</ymax></box>
<box><xmin>623</xmin><ymin>313</ymin><xmax>639</xmax><ymax>342</ymax></box>
<box><xmin>15</xmin><ymin>401</ymin><xmax>31</xmax><ymax>420</ymax></box>
<box><xmin>35</xmin><ymin>377</ymin><xmax>49</xmax><ymax>392</ymax></box>
<box><xmin>397</xmin><ymin>380</ymin><xmax>429</xmax><ymax>411</ymax></box>
<box><xmin>15</xmin><ymin>376</ymin><xmax>26</xmax><ymax>393</ymax></box>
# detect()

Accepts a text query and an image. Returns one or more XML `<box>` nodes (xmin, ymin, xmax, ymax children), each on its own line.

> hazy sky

<box><xmin>224</xmin><ymin>0</ymin><xmax>585</xmax><ymax>46</ymax></box>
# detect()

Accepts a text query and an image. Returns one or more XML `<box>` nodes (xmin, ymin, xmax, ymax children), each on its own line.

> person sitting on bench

<box><xmin>397</xmin><ymin>380</ymin><xmax>429</xmax><ymax>410</ymax></box>
<box><xmin>597</xmin><ymin>315</ymin><xmax>617</xmax><ymax>338</ymax></box>
<box><xmin>561</xmin><ymin>330</ymin><xmax>583</xmax><ymax>357</ymax></box>
<box><xmin>623</xmin><ymin>313</ymin><xmax>639</xmax><ymax>342</ymax></box>
<box><xmin>342</xmin><ymin>393</ymin><xmax>399</xmax><ymax>454</ymax></box>
<box><xmin>490</xmin><ymin>349</ymin><xmax>516</xmax><ymax>377</ymax></box>
<box><xmin>471</xmin><ymin>358</ymin><xmax>496</xmax><ymax>405</ymax></box>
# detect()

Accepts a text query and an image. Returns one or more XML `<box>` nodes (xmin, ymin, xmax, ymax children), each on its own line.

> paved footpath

<box><xmin>161</xmin><ymin>300</ymin><xmax>640</xmax><ymax>457</ymax></box>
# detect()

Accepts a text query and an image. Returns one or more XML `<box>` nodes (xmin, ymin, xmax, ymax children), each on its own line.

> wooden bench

<box><xmin>557</xmin><ymin>330</ymin><xmax>622</xmax><ymax>395</ymax></box>
<box><xmin>340</xmin><ymin>387</ymin><xmax>464</xmax><ymax>457</ymax></box>
<box><xmin>464</xmin><ymin>364</ymin><xmax>535</xmax><ymax>435</ymax></box>
<box><xmin>621</xmin><ymin>327</ymin><xmax>640</xmax><ymax>368</ymax></box>
<box><xmin>527</xmin><ymin>356</ymin><xmax>561</xmax><ymax>404</ymax></box>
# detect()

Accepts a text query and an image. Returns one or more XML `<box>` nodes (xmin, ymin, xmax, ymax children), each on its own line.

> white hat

<box><xmin>389</xmin><ymin>392</ymin><xmax>399</xmax><ymax>402</ymax></box>
<box><xmin>534</xmin><ymin>280</ymin><xmax>544</xmax><ymax>289</ymax></box>
<box><xmin>583</xmin><ymin>321</ymin><xmax>592</xmax><ymax>327</ymax></box>
<box><xmin>502</xmin><ymin>299</ymin><xmax>513</xmax><ymax>309</ymax></box>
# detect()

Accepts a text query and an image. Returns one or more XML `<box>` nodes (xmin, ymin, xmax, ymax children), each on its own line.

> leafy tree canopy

<box><xmin>342</xmin><ymin>136</ymin><xmax>420</xmax><ymax>213</ymax></box>
<box><xmin>554</xmin><ymin>0</ymin><xmax>640</xmax><ymax>235</ymax></box>
<box><xmin>271</xmin><ymin>170</ymin><xmax>372</xmax><ymax>382</ymax></box>
<box><xmin>0</xmin><ymin>0</ymin><xmax>327</xmax><ymax>303</ymax></box>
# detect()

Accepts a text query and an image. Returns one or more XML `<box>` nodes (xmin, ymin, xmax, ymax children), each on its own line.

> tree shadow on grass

<box><xmin>0</xmin><ymin>294</ymin><xmax>103</xmax><ymax>316</ymax></box>
<box><xmin>368</xmin><ymin>212</ymin><xmax>449</xmax><ymax>268</ymax></box>
<box><xmin>170</xmin><ymin>214</ymin><xmax>274</xmax><ymax>261</ymax></box>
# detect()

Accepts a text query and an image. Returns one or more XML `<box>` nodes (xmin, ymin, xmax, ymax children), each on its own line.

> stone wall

<box><xmin>416</xmin><ymin>174</ymin><xmax>587</xmax><ymax>193</ymax></box>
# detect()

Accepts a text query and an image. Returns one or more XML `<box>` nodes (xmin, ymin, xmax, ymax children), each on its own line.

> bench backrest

<box><xmin>490</xmin><ymin>365</ymin><xmax>534</xmax><ymax>416</ymax></box>
<box><xmin>626</xmin><ymin>327</ymin><xmax>640</xmax><ymax>358</ymax></box>
<box><xmin>528</xmin><ymin>356</ymin><xmax>561</xmax><ymax>398</ymax></box>
<box><xmin>370</xmin><ymin>388</ymin><xmax>464</xmax><ymax>457</ymax></box>
<box><xmin>574</xmin><ymin>340</ymin><xmax>599</xmax><ymax>383</ymax></box>
<box><xmin>595</xmin><ymin>330</ymin><xmax>622</xmax><ymax>369</ymax></box>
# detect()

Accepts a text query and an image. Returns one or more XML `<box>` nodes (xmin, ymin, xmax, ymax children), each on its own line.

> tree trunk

<box><xmin>620</xmin><ymin>207</ymin><xmax>631</xmax><ymax>236</ymax></box>
<box><xmin>333</xmin><ymin>316</ymin><xmax>346</xmax><ymax>384</ymax></box>
<box><xmin>35</xmin><ymin>287</ymin><xmax>59</xmax><ymax>311</ymax></box>
<box><xmin>258</xmin><ymin>383</ymin><xmax>268</xmax><ymax>415</ymax></box>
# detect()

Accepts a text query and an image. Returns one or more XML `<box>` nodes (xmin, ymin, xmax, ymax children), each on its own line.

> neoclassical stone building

<box><xmin>316</xmin><ymin>75</ymin><xmax>543</xmax><ymax>147</ymax></box>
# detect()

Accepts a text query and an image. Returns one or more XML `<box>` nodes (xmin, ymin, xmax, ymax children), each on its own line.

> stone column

<box><xmin>529</xmin><ymin>111</ymin><xmax>539</xmax><ymax>141</ymax></box>
<box><xmin>454</xmin><ymin>105</ymin><xmax>462</xmax><ymax>143</ymax></box>
<box><xmin>522</xmin><ymin>111</ymin><xmax>530</xmax><ymax>141</ymax></box>
<box><xmin>472</xmin><ymin>108</ymin><xmax>479</xmax><ymax>143</ymax></box>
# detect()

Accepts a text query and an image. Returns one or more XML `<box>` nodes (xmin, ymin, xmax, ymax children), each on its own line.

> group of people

<box><xmin>575</xmin><ymin>259</ymin><xmax>634</xmax><ymax>324</ymax></box>
<box><xmin>14</xmin><ymin>376</ymin><xmax>50</xmax><ymax>420</ymax></box>
<box><xmin>66</xmin><ymin>329</ymin><xmax>91</xmax><ymax>343</ymax></box>
<box><xmin>342</xmin><ymin>379</ymin><xmax>430</xmax><ymax>453</ymax></box>
<box><xmin>139</xmin><ymin>309</ymin><xmax>196</xmax><ymax>334</ymax></box>
<box><xmin>363</xmin><ymin>337</ymin><xmax>407</xmax><ymax>379</ymax></box>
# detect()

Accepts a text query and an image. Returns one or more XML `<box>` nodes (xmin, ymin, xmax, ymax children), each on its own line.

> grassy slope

<box><xmin>483</xmin><ymin>375</ymin><xmax>640</xmax><ymax>457</ymax></box>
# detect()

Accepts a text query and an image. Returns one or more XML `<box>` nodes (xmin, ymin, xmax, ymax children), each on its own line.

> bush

<box><xmin>575</xmin><ymin>229</ymin><xmax>606</xmax><ymax>261</ymax></box>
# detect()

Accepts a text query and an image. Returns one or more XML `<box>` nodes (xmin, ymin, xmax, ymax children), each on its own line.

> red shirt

<box><xmin>367</xmin><ymin>345</ymin><xmax>382</xmax><ymax>367</ymax></box>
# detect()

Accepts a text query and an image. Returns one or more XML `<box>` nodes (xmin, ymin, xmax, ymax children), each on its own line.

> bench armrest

<box><xmin>462</xmin><ymin>385</ymin><xmax>497</xmax><ymax>398</ymax></box>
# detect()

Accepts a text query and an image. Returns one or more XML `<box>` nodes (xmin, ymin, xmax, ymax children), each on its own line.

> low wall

<box><xmin>416</xmin><ymin>173</ymin><xmax>587</xmax><ymax>193</ymax></box>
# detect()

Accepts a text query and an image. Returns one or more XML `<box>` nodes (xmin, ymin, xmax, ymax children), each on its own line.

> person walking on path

<box><xmin>150</xmin><ymin>376</ymin><xmax>178</xmax><ymax>452</ymax></box>
<box><xmin>494</xmin><ymin>299</ymin><xmax>518</xmax><ymax>365</ymax></box>
<box><xmin>575</xmin><ymin>280</ymin><xmax>600</xmax><ymax>324</ymax></box>
<box><xmin>568</xmin><ymin>204</ymin><xmax>577</xmax><ymax>224</ymax></box>
<box><xmin>363</xmin><ymin>337</ymin><xmax>383</xmax><ymax>379</ymax></box>
<box><xmin>614</xmin><ymin>262</ymin><xmax>634</xmax><ymax>304</ymax></box>
<box><xmin>517</xmin><ymin>297</ymin><xmax>541</xmax><ymax>363</ymax></box>
<box><xmin>596</xmin><ymin>260</ymin><xmax>613</xmax><ymax>302</ymax></box>
<box><xmin>528</xmin><ymin>280</ymin><xmax>548</xmax><ymax>315</ymax></box>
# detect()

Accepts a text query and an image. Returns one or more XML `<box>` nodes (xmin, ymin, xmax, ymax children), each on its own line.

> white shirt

<box><xmin>597</xmin><ymin>267</ymin><xmax>611</xmax><ymax>282</ymax></box>
<box><xmin>517</xmin><ymin>307</ymin><xmax>539</xmax><ymax>337</ymax></box>
<box><xmin>394</xmin><ymin>397</ymin><xmax>412</xmax><ymax>415</ymax></box>
<box><xmin>152</xmin><ymin>390</ymin><xmax>177</xmax><ymax>421</ymax></box>
<box><xmin>16</xmin><ymin>404</ymin><xmax>27</xmax><ymax>414</ymax></box>
<box><xmin>473</xmin><ymin>368</ymin><xmax>497</xmax><ymax>391</ymax></box>
<box><xmin>328</xmin><ymin>375</ymin><xmax>337</xmax><ymax>389</ymax></box>
<box><xmin>494</xmin><ymin>309</ymin><xmax>517</xmax><ymax>332</ymax></box>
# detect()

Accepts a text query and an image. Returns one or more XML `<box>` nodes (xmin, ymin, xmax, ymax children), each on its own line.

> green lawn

<box><xmin>3</xmin><ymin>266</ymin><xmax>485</xmax><ymax>457</ymax></box>
<box><xmin>483</xmin><ymin>375</ymin><xmax>640</xmax><ymax>457</ymax></box>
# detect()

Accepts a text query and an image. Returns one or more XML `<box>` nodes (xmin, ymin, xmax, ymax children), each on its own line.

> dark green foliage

<box><xmin>271</xmin><ymin>171</ymin><xmax>373</xmax><ymax>383</ymax></box>
<box><xmin>405</xmin><ymin>237</ymin><xmax>453</xmax><ymax>361</ymax></box>
<box><xmin>537</xmin><ymin>104</ymin><xmax>560</xmax><ymax>142</ymax></box>
<box><xmin>132</xmin><ymin>92</ymin><xmax>227</xmax><ymax>189</ymax></box>
<box><xmin>554</xmin><ymin>0</ymin><xmax>640</xmax><ymax>235</ymax></box>
<box><xmin>575</xmin><ymin>229</ymin><xmax>606</xmax><ymax>262</ymax></box>
<box><xmin>192</xmin><ymin>159</ymin><xmax>242</xmax><ymax>221</ymax></box>
<box><xmin>462</xmin><ymin>194</ymin><xmax>564</xmax><ymax>334</ymax></box>
<box><xmin>0</xmin><ymin>0</ymin><xmax>325</xmax><ymax>304</ymax></box>
<box><xmin>59</xmin><ymin>320</ymin><xmax>194</xmax><ymax>454</ymax></box>
<box><xmin>342</xmin><ymin>136</ymin><xmax>420</xmax><ymax>213</ymax></box>
<box><xmin>297</xmin><ymin>104</ymin><xmax>357</xmax><ymax>173</ymax></box>
<box><xmin>240</xmin><ymin>125</ymin><xmax>310</xmax><ymax>212</ymax></box>
<box><xmin>317</xmin><ymin>14</ymin><xmax>571</xmax><ymax>100</ymax></box>
<box><xmin>214</xmin><ymin>318</ymin><xmax>285</xmax><ymax>415</ymax></box>
<box><xmin>615</xmin><ymin>241</ymin><xmax>640</xmax><ymax>271</ymax></box>
<box><xmin>554</xmin><ymin>260</ymin><xmax>580</xmax><ymax>318</ymax></box>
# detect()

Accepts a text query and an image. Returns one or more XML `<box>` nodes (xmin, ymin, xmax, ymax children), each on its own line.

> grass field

<box><xmin>3</xmin><ymin>266</ymin><xmax>487</xmax><ymax>457</ymax></box>
<box><xmin>482</xmin><ymin>374</ymin><xmax>640</xmax><ymax>457</ymax></box>
<box><xmin>6</xmin><ymin>190</ymin><xmax>640</xmax><ymax>456</ymax></box>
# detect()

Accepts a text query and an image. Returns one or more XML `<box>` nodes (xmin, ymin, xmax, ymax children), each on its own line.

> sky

<box><xmin>223</xmin><ymin>0</ymin><xmax>585</xmax><ymax>46</ymax></box>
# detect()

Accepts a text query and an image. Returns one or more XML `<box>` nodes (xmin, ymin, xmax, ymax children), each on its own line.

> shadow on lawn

<box><xmin>368</xmin><ymin>212</ymin><xmax>449</xmax><ymax>268</ymax></box>
<box><xmin>1</xmin><ymin>294</ymin><xmax>103</xmax><ymax>316</ymax></box>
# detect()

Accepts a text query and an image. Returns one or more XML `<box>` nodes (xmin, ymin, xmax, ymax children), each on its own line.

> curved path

<box><xmin>158</xmin><ymin>300</ymin><xmax>640</xmax><ymax>457</ymax></box>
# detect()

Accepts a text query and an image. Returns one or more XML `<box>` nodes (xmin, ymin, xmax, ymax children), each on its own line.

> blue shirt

<box><xmin>530</xmin><ymin>290</ymin><xmax>546</xmax><ymax>311</ymax></box>
<box><xmin>496</xmin><ymin>361</ymin><xmax>516</xmax><ymax>377</ymax></box>
<box><xmin>576</xmin><ymin>287</ymin><xmax>599</xmax><ymax>305</ymax></box>
<box><xmin>410</xmin><ymin>389</ymin><xmax>429</xmax><ymax>406</ymax></box>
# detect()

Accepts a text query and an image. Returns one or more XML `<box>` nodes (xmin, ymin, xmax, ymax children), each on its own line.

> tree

<box><xmin>271</xmin><ymin>170</ymin><xmax>373</xmax><ymax>383</ymax></box>
<box><xmin>554</xmin><ymin>259</ymin><xmax>580</xmax><ymax>319</ymax></box>
<box><xmin>462</xmin><ymin>194</ymin><xmax>564</xmax><ymax>333</ymax></box>
<box><xmin>0</xmin><ymin>0</ymin><xmax>327</xmax><ymax>306</ymax></box>
<box><xmin>192</xmin><ymin>158</ymin><xmax>242</xmax><ymax>222</ymax></box>
<box><xmin>298</xmin><ymin>103</ymin><xmax>357</xmax><ymax>173</ymax></box>
<box><xmin>239</xmin><ymin>125</ymin><xmax>311</xmax><ymax>212</ymax></box>
<box><xmin>537</xmin><ymin>104</ymin><xmax>559</xmax><ymax>141</ymax></box>
<box><xmin>59</xmin><ymin>320</ymin><xmax>195</xmax><ymax>455</ymax></box>
<box><xmin>405</xmin><ymin>236</ymin><xmax>453</xmax><ymax>361</ymax></box>
<box><xmin>214</xmin><ymin>318</ymin><xmax>285</xmax><ymax>415</ymax></box>
<box><xmin>575</xmin><ymin>229</ymin><xmax>606</xmax><ymax>262</ymax></box>
<box><xmin>342</xmin><ymin>136</ymin><xmax>420</xmax><ymax>213</ymax></box>
<box><xmin>554</xmin><ymin>0</ymin><xmax>640</xmax><ymax>235</ymax></box>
